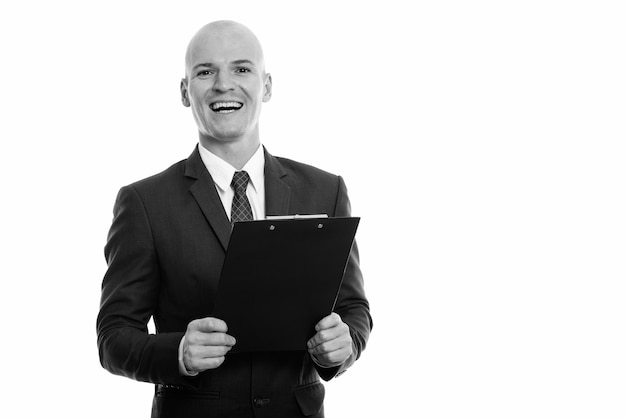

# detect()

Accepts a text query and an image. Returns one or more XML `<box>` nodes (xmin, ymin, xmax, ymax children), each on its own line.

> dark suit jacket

<box><xmin>97</xmin><ymin>146</ymin><xmax>372</xmax><ymax>418</ymax></box>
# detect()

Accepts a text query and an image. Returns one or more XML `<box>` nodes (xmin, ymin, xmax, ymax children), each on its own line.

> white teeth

<box><xmin>211</xmin><ymin>101</ymin><xmax>243</xmax><ymax>110</ymax></box>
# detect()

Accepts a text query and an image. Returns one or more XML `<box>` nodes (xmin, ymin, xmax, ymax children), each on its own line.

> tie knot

<box><xmin>231</xmin><ymin>171</ymin><xmax>250</xmax><ymax>193</ymax></box>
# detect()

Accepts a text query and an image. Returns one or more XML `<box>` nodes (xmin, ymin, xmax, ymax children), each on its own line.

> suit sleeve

<box><xmin>315</xmin><ymin>176</ymin><xmax>373</xmax><ymax>381</ymax></box>
<box><xmin>96</xmin><ymin>185</ymin><xmax>196</xmax><ymax>387</ymax></box>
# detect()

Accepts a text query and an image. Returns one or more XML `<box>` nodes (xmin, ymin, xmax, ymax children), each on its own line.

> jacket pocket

<box><xmin>293</xmin><ymin>381</ymin><xmax>325</xmax><ymax>417</ymax></box>
<box><xmin>155</xmin><ymin>384</ymin><xmax>220</xmax><ymax>400</ymax></box>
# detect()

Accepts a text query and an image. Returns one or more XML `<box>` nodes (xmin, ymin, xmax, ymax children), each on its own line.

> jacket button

<box><xmin>253</xmin><ymin>398</ymin><xmax>270</xmax><ymax>407</ymax></box>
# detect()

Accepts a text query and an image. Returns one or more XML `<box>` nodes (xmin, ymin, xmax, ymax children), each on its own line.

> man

<box><xmin>97</xmin><ymin>20</ymin><xmax>371</xmax><ymax>418</ymax></box>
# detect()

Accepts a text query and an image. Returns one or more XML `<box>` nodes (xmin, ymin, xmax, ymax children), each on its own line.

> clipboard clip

<box><xmin>265</xmin><ymin>214</ymin><xmax>328</xmax><ymax>220</ymax></box>
<box><xmin>265</xmin><ymin>214</ymin><xmax>329</xmax><ymax>231</ymax></box>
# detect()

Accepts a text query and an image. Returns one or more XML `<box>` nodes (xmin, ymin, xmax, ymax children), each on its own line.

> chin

<box><xmin>214</xmin><ymin>129</ymin><xmax>248</xmax><ymax>141</ymax></box>
<box><xmin>200</xmin><ymin>128</ymin><xmax>247</xmax><ymax>143</ymax></box>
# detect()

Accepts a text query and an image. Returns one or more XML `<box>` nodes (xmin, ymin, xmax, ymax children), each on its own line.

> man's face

<box><xmin>182</xmin><ymin>25</ymin><xmax>272</xmax><ymax>145</ymax></box>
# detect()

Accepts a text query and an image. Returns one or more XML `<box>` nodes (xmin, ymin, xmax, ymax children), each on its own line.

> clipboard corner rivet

<box><xmin>269</xmin><ymin>225</ymin><xmax>275</xmax><ymax>231</ymax></box>
<box><xmin>317</xmin><ymin>223</ymin><xmax>323</xmax><ymax>229</ymax></box>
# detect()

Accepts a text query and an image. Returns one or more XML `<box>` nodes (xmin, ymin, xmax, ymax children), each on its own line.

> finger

<box><xmin>187</xmin><ymin>331</ymin><xmax>236</xmax><ymax>347</ymax></box>
<box><xmin>308</xmin><ymin>326</ymin><xmax>352</xmax><ymax>352</ymax></box>
<box><xmin>186</xmin><ymin>343</ymin><xmax>233</xmax><ymax>360</ymax></box>
<box><xmin>183</xmin><ymin>340</ymin><xmax>235</xmax><ymax>373</ymax></box>
<box><xmin>308</xmin><ymin>335</ymin><xmax>351</xmax><ymax>355</ymax></box>
<box><xmin>314</xmin><ymin>312</ymin><xmax>341</xmax><ymax>332</ymax></box>
<box><xmin>308</xmin><ymin>328</ymin><xmax>339</xmax><ymax>349</ymax></box>
<box><xmin>310</xmin><ymin>345</ymin><xmax>352</xmax><ymax>367</ymax></box>
<box><xmin>307</xmin><ymin>320</ymin><xmax>349</xmax><ymax>349</ymax></box>
<box><xmin>205</xmin><ymin>332</ymin><xmax>236</xmax><ymax>347</ymax></box>
<box><xmin>186</xmin><ymin>355</ymin><xmax>227</xmax><ymax>372</ymax></box>
<box><xmin>188</xmin><ymin>317</ymin><xmax>228</xmax><ymax>333</ymax></box>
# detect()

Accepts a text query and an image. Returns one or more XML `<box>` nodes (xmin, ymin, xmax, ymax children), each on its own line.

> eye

<box><xmin>235</xmin><ymin>67</ymin><xmax>251</xmax><ymax>73</ymax></box>
<box><xmin>197</xmin><ymin>69</ymin><xmax>215</xmax><ymax>77</ymax></box>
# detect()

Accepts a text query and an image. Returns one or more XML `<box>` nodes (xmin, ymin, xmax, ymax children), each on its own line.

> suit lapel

<box><xmin>264</xmin><ymin>148</ymin><xmax>291</xmax><ymax>217</ymax></box>
<box><xmin>184</xmin><ymin>146</ymin><xmax>291</xmax><ymax>250</ymax></box>
<box><xmin>185</xmin><ymin>147</ymin><xmax>232</xmax><ymax>251</ymax></box>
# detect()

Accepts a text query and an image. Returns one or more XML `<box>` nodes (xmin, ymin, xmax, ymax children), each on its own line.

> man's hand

<box><xmin>307</xmin><ymin>312</ymin><xmax>353</xmax><ymax>368</ymax></box>
<box><xmin>182</xmin><ymin>317</ymin><xmax>236</xmax><ymax>374</ymax></box>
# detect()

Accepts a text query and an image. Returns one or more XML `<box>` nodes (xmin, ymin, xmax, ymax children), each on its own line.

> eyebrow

<box><xmin>193</xmin><ymin>60</ymin><xmax>257</xmax><ymax>71</ymax></box>
<box><xmin>232</xmin><ymin>59</ymin><xmax>256</xmax><ymax>67</ymax></box>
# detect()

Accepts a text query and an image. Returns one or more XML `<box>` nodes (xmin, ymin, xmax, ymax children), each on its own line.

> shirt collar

<box><xmin>198</xmin><ymin>143</ymin><xmax>265</xmax><ymax>193</ymax></box>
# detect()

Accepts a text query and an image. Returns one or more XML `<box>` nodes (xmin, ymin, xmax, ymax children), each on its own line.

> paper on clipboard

<box><xmin>213</xmin><ymin>217</ymin><xmax>359</xmax><ymax>353</ymax></box>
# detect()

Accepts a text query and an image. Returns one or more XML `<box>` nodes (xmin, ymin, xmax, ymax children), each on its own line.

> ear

<box><xmin>262</xmin><ymin>73</ymin><xmax>272</xmax><ymax>103</ymax></box>
<box><xmin>180</xmin><ymin>78</ymin><xmax>190</xmax><ymax>107</ymax></box>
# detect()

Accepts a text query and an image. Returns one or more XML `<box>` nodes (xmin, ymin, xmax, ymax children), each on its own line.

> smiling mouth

<box><xmin>210</xmin><ymin>101</ymin><xmax>244</xmax><ymax>114</ymax></box>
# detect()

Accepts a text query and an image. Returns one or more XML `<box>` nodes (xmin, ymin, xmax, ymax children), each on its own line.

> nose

<box><xmin>213</xmin><ymin>70</ymin><xmax>235</xmax><ymax>92</ymax></box>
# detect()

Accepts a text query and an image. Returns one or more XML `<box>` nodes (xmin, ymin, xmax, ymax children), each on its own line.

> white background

<box><xmin>1</xmin><ymin>1</ymin><xmax>625</xmax><ymax>417</ymax></box>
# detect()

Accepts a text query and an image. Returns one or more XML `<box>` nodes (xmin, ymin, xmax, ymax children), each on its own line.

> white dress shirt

<box><xmin>198</xmin><ymin>143</ymin><xmax>266</xmax><ymax>221</ymax></box>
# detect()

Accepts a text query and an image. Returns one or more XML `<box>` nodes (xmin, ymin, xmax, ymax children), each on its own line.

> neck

<box><xmin>198</xmin><ymin>135</ymin><xmax>261</xmax><ymax>170</ymax></box>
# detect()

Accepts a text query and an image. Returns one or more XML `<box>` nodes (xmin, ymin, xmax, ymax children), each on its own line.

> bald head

<box><xmin>180</xmin><ymin>20</ymin><xmax>272</xmax><ymax>165</ymax></box>
<box><xmin>185</xmin><ymin>20</ymin><xmax>266</xmax><ymax>79</ymax></box>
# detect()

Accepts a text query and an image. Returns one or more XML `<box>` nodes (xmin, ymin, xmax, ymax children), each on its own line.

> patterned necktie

<box><xmin>230</xmin><ymin>171</ymin><xmax>253</xmax><ymax>224</ymax></box>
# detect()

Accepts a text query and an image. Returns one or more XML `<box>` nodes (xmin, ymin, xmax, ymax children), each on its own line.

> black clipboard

<box><xmin>213</xmin><ymin>217</ymin><xmax>360</xmax><ymax>353</ymax></box>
